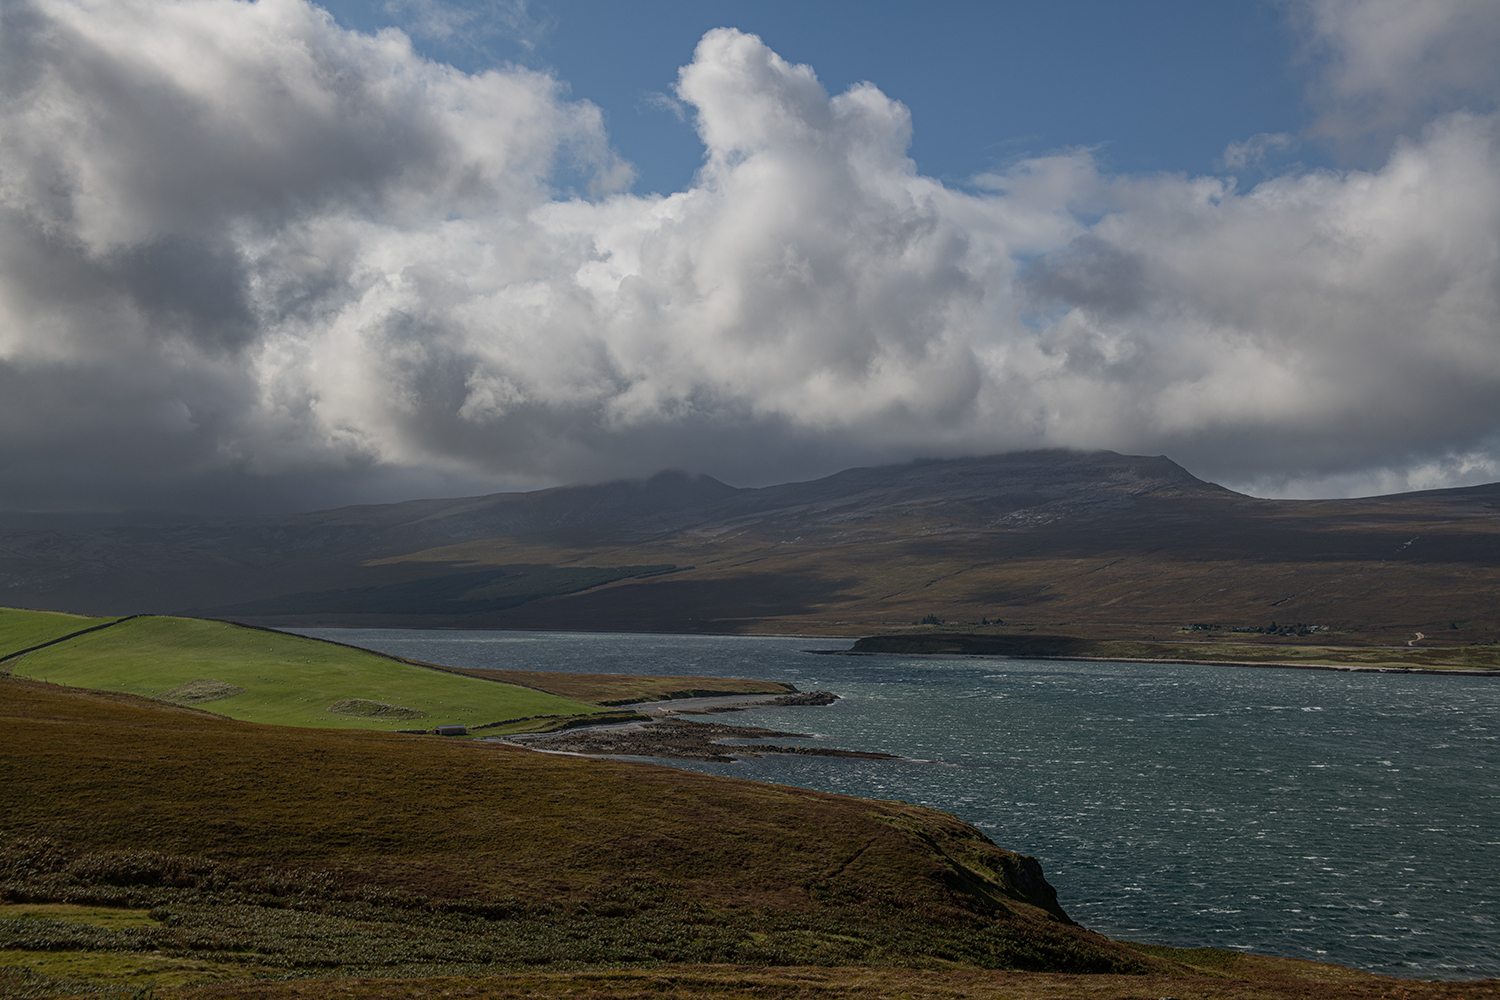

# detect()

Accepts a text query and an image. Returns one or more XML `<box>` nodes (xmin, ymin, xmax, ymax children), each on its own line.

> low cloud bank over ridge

<box><xmin>2</xmin><ymin>0</ymin><xmax>1499</xmax><ymax>511</ymax></box>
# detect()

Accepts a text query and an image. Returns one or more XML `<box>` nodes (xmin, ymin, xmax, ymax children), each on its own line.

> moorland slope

<box><xmin>5</xmin><ymin>677</ymin><xmax>1494</xmax><ymax>1000</ymax></box>
<box><xmin>0</xmin><ymin>676</ymin><xmax>1131</xmax><ymax>979</ymax></box>
<box><xmin>2</xmin><ymin>450</ymin><xmax>1498</xmax><ymax>643</ymax></box>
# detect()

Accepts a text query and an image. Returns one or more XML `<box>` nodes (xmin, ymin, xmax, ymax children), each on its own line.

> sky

<box><xmin>1</xmin><ymin>0</ymin><xmax>1499</xmax><ymax>513</ymax></box>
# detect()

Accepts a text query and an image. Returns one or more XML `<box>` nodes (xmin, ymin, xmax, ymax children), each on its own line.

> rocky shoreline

<box><xmin>671</xmin><ymin>689</ymin><xmax>841</xmax><ymax>711</ymax></box>
<box><xmin>506</xmin><ymin>716</ymin><xmax>898</xmax><ymax>763</ymax></box>
<box><xmin>834</xmin><ymin>634</ymin><xmax>1500</xmax><ymax>676</ymax></box>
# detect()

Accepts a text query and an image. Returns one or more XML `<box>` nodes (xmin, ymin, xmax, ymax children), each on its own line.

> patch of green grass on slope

<box><xmin>0</xmin><ymin>607</ymin><xmax>115</xmax><ymax>661</ymax></box>
<box><xmin>7</xmin><ymin>615</ymin><xmax>600</xmax><ymax>731</ymax></box>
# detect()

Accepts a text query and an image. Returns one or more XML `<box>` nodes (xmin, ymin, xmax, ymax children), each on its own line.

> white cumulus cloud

<box><xmin>1295</xmin><ymin>0</ymin><xmax>1500</xmax><ymax>147</ymax></box>
<box><xmin>0</xmin><ymin>0</ymin><xmax>1498</xmax><ymax>510</ymax></box>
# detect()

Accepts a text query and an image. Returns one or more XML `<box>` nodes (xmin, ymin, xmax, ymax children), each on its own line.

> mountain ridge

<box><xmin>2</xmin><ymin>450</ymin><xmax>1496</xmax><ymax>643</ymax></box>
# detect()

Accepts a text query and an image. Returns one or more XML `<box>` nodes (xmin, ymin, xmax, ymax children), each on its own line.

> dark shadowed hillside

<box><xmin>2</xmin><ymin>450</ymin><xmax>1498</xmax><ymax>643</ymax></box>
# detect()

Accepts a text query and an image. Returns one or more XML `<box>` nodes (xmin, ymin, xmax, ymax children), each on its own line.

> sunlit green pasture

<box><xmin>0</xmin><ymin>607</ymin><xmax>115</xmax><ymax>659</ymax></box>
<box><xmin>5</xmin><ymin>613</ymin><xmax>600</xmax><ymax>731</ymax></box>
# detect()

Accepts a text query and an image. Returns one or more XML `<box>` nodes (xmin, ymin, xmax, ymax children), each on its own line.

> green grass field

<box><xmin>0</xmin><ymin>607</ymin><xmax>117</xmax><ymax>659</ymax></box>
<box><xmin>2</xmin><ymin>612</ymin><xmax>600</xmax><ymax>731</ymax></box>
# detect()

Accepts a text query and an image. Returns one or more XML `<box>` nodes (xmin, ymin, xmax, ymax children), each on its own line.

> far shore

<box><xmin>818</xmin><ymin>648</ymin><xmax>1500</xmax><ymax>677</ymax></box>
<box><xmin>279</xmin><ymin>621</ymin><xmax>1500</xmax><ymax>674</ymax></box>
<box><xmin>835</xmin><ymin>632</ymin><xmax>1500</xmax><ymax>677</ymax></box>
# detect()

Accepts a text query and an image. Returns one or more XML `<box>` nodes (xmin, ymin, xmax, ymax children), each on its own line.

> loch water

<box><xmin>294</xmin><ymin>628</ymin><xmax>1499</xmax><ymax>980</ymax></box>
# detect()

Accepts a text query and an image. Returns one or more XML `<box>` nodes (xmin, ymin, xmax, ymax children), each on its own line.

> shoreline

<box><xmin>500</xmin><ymin>715</ymin><xmax>899</xmax><ymax>763</ymax></box>
<box><xmin>278</xmin><ymin>622</ymin><xmax>1498</xmax><ymax>677</ymax></box>
<box><xmin>816</xmin><ymin>649</ymin><xmax>1500</xmax><ymax>676</ymax></box>
<box><xmin>494</xmin><ymin>689</ymin><xmax>901</xmax><ymax>762</ymax></box>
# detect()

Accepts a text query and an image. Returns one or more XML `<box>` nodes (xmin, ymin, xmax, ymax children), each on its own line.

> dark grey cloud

<box><xmin>0</xmin><ymin>2</ymin><xmax>1498</xmax><ymax>512</ymax></box>
<box><xmin>1024</xmin><ymin>235</ymin><xmax>1149</xmax><ymax>318</ymax></box>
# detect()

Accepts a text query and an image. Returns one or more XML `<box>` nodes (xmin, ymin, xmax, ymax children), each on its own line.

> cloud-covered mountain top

<box><xmin>2</xmin><ymin>0</ymin><xmax>1498</xmax><ymax>513</ymax></box>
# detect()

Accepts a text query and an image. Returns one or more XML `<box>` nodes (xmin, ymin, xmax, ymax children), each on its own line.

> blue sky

<box><xmin>322</xmin><ymin>1</ymin><xmax>1311</xmax><ymax>193</ymax></box>
<box><xmin>1</xmin><ymin>0</ymin><xmax>1499</xmax><ymax>511</ymax></box>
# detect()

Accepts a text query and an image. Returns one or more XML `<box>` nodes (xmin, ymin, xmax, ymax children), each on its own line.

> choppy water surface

<box><xmin>295</xmin><ymin>628</ymin><xmax>1499</xmax><ymax>979</ymax></box>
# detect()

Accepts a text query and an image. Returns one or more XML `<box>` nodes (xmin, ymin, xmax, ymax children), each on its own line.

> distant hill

<box><xmin>2</xmin><ymin>450</ymin><xmax>1497</xmax><ymax>644</ymax></box>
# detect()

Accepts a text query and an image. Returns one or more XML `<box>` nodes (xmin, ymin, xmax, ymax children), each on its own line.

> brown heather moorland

<box><xmin>4</xmin><ymin>451</ymin><xmax>1497</xmax><ymax>648</ymax></box>
<box><xmin>0</xmin><ymin>676</ymin><xmax>1128</xmax><ymax>981</ymax></box>
<box><xmin>5</xmin><ymin>677</ymin><xmax>1499</xmax><ymax>1000</ymax></box>
<box><xmin>112</xmin><ymin>962</ymin><xmax>1500</xmax><ymax>1000</ymax></box>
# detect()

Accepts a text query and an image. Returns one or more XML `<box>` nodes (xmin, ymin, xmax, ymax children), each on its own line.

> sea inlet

<box><xmin>293</xmin><ymin>628</ymin><xmax>1499</xmax><ymax>981</ymax></box>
